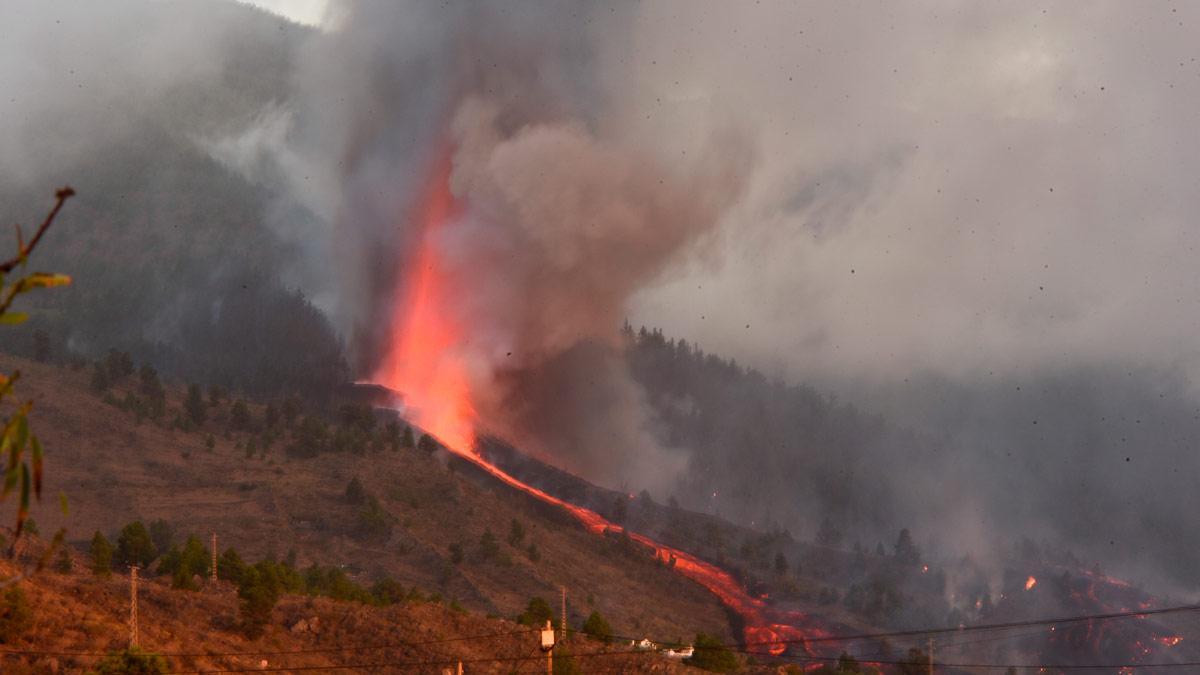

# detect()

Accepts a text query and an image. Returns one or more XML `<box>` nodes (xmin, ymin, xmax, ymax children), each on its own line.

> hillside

<box><xmin>0</xmin><ymin>353</ymin><xmax>733</xmax><ymax>649</ymax></box>
<box><xmin>0</xmin><ymin>553</ymin><xmax>703</xmax><ymax>674</ymax></box>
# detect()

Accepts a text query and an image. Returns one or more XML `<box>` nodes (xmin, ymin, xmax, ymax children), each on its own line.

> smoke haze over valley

<box><xmin>7</xmin><ymin>4</ymin><xmax>1200</xmax><ymax>663</ymax></box>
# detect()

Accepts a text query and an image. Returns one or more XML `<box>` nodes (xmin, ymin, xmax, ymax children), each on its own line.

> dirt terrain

<box><xmin>0</xmin><ymin>554</ymin><xmax>711</xmax><ymax>674</ymax></box>
<box><xmin>0</xmin><ymin>354</ymin><xmax>735</xmax><ymax>649</ymax></box>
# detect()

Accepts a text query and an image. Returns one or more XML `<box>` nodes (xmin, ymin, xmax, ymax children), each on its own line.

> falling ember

<box><xmin>1026</xmin><ymin>576</ymin><xmax>1038</xmax><ymax>591</ymax></box>
<box><xmin>372</xmin><ymin>142</ymin><xmax>837</xmax><ymax>660</ymax></box>
<box><xmin>1157</xmin><ymin>636</ymin><xmax>1182</xmax><ymax>647</ymax></box>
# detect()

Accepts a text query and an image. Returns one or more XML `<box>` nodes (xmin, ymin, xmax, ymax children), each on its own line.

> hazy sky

<box><xmin>612</xmin><ymin>3</ymin><xmax>1200</xmax><ymax>390</ymax></box>
<box><xmin>239</xmin><ymin>0</ymin><xmax>327</xmax><ymax>26</ymax></box>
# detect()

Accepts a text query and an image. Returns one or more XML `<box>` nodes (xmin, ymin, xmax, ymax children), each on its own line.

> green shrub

<box><xmin>218</xmin><ymin>547</ymin><xmax>247</xmax><ymax>584</ymax></box>
<box><xmin>184</xmin><ymin>384</ymin><xmax>206</xmax><ymax>426</ymax></box>
<box><xmin>354</xmin><ymin>497</ymin><xmax>394</xmax><ymax>542</ymax></box>
<box><xmin>370</xmin><ymin>578</ymin><xmax>407</xmax><ymax>605</ymax></box>
<box><xmin>148</xmin><ymin>519</ymin><xmax>174</xmax><ymax>555</ymax></box>
<box><xmin>90</xmin><ymin>531</ymin><xmax>114</xmax><ymax>577</ymax></box>
<box><xmin>0</xmin><ymin>586</ymin><xmax>33</xmax><ymax>643</ymax></box>
<box><xmin>230</xmin><ymin>399</ymin><xmax>252</xmax><ymax>431</ymax></box>
<box><xmin>104</xmin><ymin>349</ymin><xmax>134</xmax><ymax>381</ymax></box>
<box><xmin>345</xmin><ymin>477</ymin><xmax>367</xmax><ymax>504</ymax></box>
<box><xmin>237</xmin><ymin>567</ymin><xmax>281</xmax><ymax>639</ymax></box>
<box><xmin>93</xmin><ymin>647</ymin><xmax>168</xmax><ymax>674</ymax></box>
<box><xmin>302</xmin><ymin>565</ymin><xmax>372</xmax><ymax>603</ymax></box>
<box><xmin>157</xmin><ymin>536</ymin><xmax>210</xmax><ymax>590</ymax></box>
<box><xmin>508</xmin><ymin>519</ymin><xmax>525</xmax><ymax>546</ymax></box>
<box><xmin>286</xmin><ymin>415</ymin><xmax>327</xmax><ymax>458</ymax></box>
<box><xmin>90</xmin><ymin>362</ymin><xmax>111</xmax><ymax>392</ymax></box>
<box><xmin>54</xmin><ymin>546</ymin><xmax>73</xmax><ymax>574</ymax></box>
<box><xmin>478</xmin><ymin>528</ymin><xmax>500</xmax><ymax>560</ymax></box>
<box><xmin>582</xmin><ymin>611</ymin><xmax>613</xmax><ymax>643</ymax></box>
<box><xmin>552</xmin><ymin>645</ymin><xmax>581</xmax><ymax>675</ymax></box>
<box><xmin>517</xmin><ymin>596</ymin><xmax>554</xmax><ymax>627</ymax></box>
<box><xmin>687</xmin><ymin>633</ymin><xmax>739</xmax><ymax>672</ymax></box>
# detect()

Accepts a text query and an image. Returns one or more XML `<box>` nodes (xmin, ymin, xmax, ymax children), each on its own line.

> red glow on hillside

<box><xmin>373</xmin><ymin>142</ymin><xmax>832</xmax><ymax>660</ymax></box>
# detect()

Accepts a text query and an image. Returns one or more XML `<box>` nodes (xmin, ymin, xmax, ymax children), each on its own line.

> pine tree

<box><xmin>0</xmin><ymin>586</ymin><xmax>33</xmax><ymax>643</ymax></box>
<box><xmin>508</xmin><ymin>518</ymin><xmax>525</xmax><ymax>546</ymax></box>
<box><xmin>184</xmin><ymin>384</ymin><xmax>206</xmax><ymax>426</ymax></box>
<box><xmin>582</xmin><ymin>611</ymin><xmax>613</xmax><ymax>643</ymax></box>
<box><xmin>148</xmin><ymin>519</ymin><xmax>174</xmax><ymax>555</ymax></box>
<box><xmin>90</xmin><ymin>531</ymin><xmax>114</xmax><ymax>577</ymax></box>
<box><xmin>54</xmin><ymin>547</ymin><xmax>73</xmax><ymax>574</ymax></box>
<box><xmin>238</xmin><ymin>567</ymin><xmax>280</xmax><ymax>638</ymax></box>
<box><xmin>478</xmin><ymin>528</ymin><xmax>500</xmax><ymax>560</ymax></box>
<box><xmin>384</xmin><ymin>420</ymin><xmax>401</xmax><ymax>451</ymax></box>
<box><xmin>158</xmin><ymin>536</ymin><xmax>210</xmax><ymax>590</ymax></box>
<box><xmin>230</xmin><ymin>399</ymin><xmax>252</xmax><ymax>431</ymax></box>
<box><xmin>894</xmin><ymin>528</ymin><xmax>921</xmax><ymax>567</ymax></box>
<box><xmin>816</xmin><ymin>516</ymin><xmax>843</xmax><ymax>548</ymax></box>
<box><xmin>90</xmin><ymin>363</ymin><xmax>111</xmax><ymax>392</ymax></box>
<box><xmin>115</xmin><ymin>521</ymin><xmax>157</xmax><ymax>568</ymax></box>
<box><xmin>344</xmin><ymin>477</ymin><xmax>367</xmax><ymax>504</ymax></box>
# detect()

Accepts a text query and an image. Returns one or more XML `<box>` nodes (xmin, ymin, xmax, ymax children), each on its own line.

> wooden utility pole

<box><xmin>211</xmin><ymin>531</ymin><xmax>218</xmax><ymax>583</ymax></box>
<box><xmin>540</xmin><ymin>619</ymin><xmax>555</xmax><ymax>675</ymax></box>
<box><xmin>129</xmin><ymin>565</ymin><xmax>140</xmax><ymax>648</ymax></box>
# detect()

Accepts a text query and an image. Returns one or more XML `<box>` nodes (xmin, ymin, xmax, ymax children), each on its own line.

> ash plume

<box><xmin>284</xmin><ymin>2</ymin><xmax>749</xmax><ymax>493</ymax></box>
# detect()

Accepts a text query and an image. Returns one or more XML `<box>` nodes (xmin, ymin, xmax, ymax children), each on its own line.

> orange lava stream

<box><xmin>373</xmin><ymin>145</ymin><xmax>828</xmax><ymax>659</ymax></box>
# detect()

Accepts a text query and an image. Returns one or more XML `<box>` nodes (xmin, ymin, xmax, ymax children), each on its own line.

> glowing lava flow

<box><xmin>373</xmin><ymin>146</ymin><xmax>830</xmax><ymax>660</ymax></box>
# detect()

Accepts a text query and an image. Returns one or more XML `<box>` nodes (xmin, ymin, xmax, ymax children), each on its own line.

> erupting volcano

<box><xmin>371</xmin><ymin>147</ymin><xmax>475</xmax><ymax>454</ymax></box>
<box><xmin>371</xmin><ymin>145</ymin><xmax>838</xmax><ymax>661</ymax></box>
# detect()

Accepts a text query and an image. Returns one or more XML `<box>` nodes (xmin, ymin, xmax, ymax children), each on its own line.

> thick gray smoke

<box><xmin>445</xmin><ymin>98</ymin><xmax>748</xmax><ymax>490</ymax></box>
<box><xmin>270</xmin><ymin>2</ymin><xmax>750</xmax><ymax>493</ymax></box>
<box><xmin>11</xmin><ymin>0</ymin><xmax>1200</xmax><ymax>590</ymax></box>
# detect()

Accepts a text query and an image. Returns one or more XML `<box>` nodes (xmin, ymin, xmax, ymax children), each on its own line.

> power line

<box><xmin>7</xmin><ymin>597</ymin><xmax>1198</xmax><ymax>667</ymax></box>
<box><xmin>0</xmin><ymin>628</ymin><xmax>535</xmax><ymax>659</ymax></box>
<box><xmin>7</xmin><ymin>622</ymin><xmax>1194</xmax><ymax>674</ymax></box>
<box><xmin>565</xmin><ymin>601</ymin><xmax>1200</xmax><ymax>651</ymax></box>
<box><xmin>160</xmin><ymin>644</ymin><xmax>1200</xmax><ymax>674</ymax></box>
<box><xmin>764</xmin><ymin>602</ymin><xmax>1200</xmax><ymax>649</ymax></box>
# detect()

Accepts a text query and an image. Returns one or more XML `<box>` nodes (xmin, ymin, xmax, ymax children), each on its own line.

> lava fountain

<box><xmin>372</xmin><ymin>146</ymin><xmax>475</xmax><ymax>454</ymax></box>
<box><xmin>372</xmin><ymin>144</ymin><xmax>833</xmax><ymax>660</ymax></box>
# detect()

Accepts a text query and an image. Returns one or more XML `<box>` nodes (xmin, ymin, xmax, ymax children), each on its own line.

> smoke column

<box><xmin>300</xmin><ymin>2</ymin><xmax>749</xmax><ymax>493</ymax></box>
